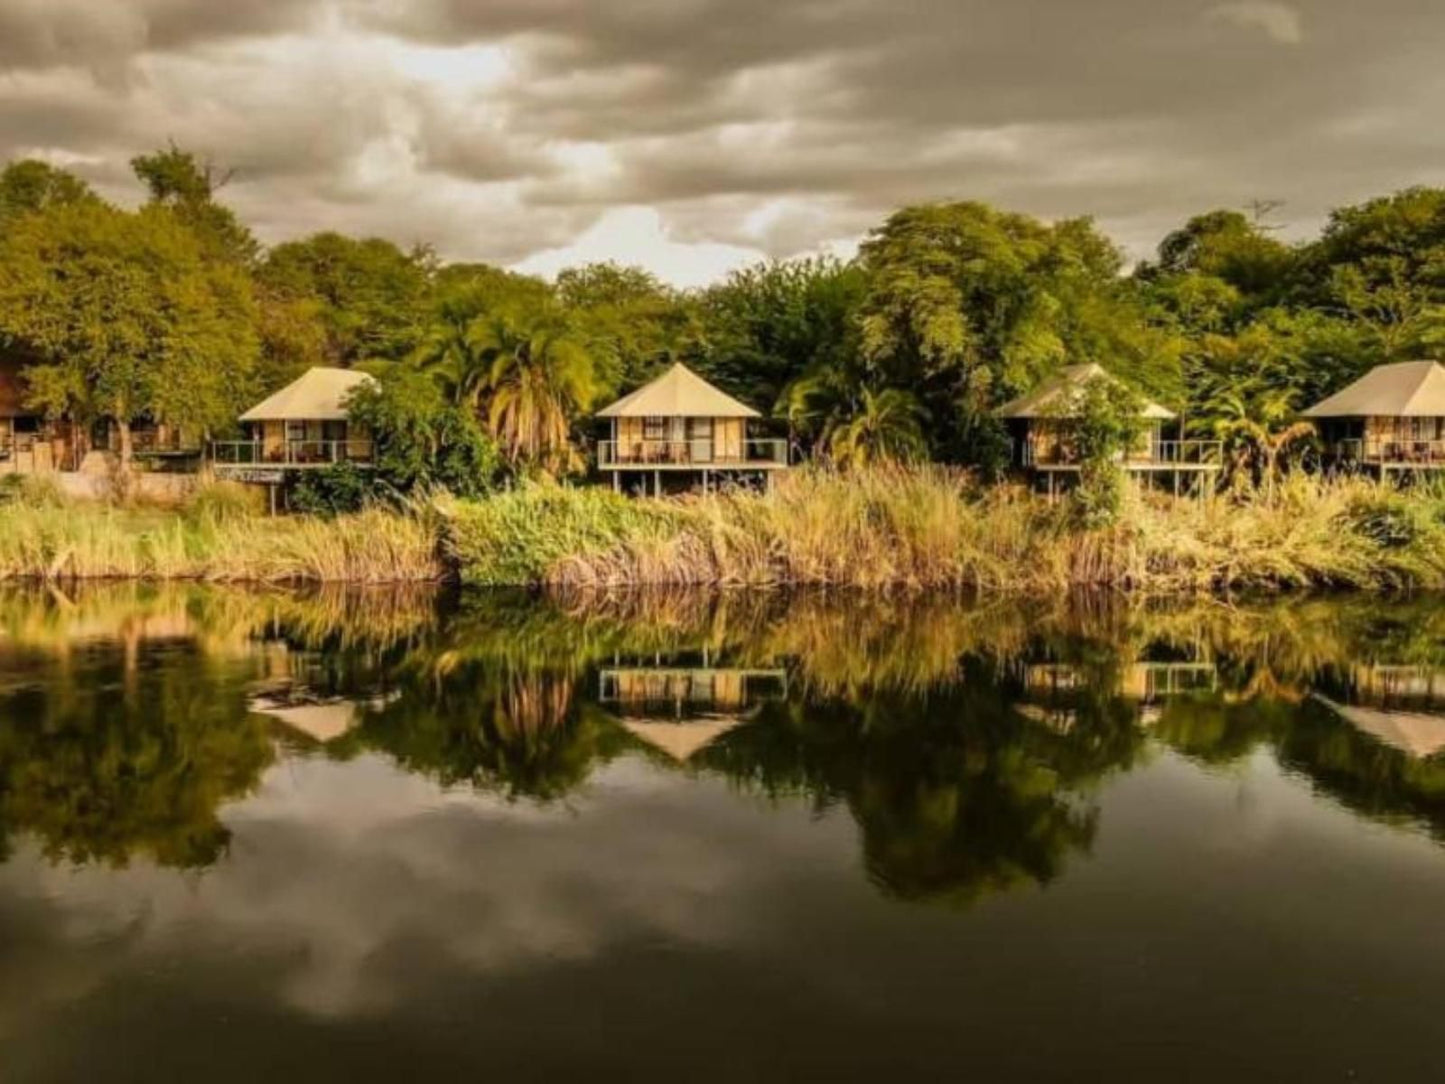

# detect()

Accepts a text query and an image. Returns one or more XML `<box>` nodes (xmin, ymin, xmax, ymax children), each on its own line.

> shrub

<box><xmin>288</xmin><ymin>463</ymin><xmax>372</xmax><ymax>516</ymax></box>
<box><xmin>346</xmin><ymin>367</ymin><xmax>504</xmax><ymax>499</ymax></box>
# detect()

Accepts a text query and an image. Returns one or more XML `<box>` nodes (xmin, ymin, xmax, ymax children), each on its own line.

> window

<box><xmin>643</xmin><ymin>416</ymin><xmax>666</xmax><ymax>441</ymax></box>
<box><xmin>286</xmin><ymin>421</ymin><xmax>307</xmax><ymax>443</ymax></box>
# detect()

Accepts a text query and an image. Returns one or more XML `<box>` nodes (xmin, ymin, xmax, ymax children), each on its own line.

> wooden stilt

<box><xmin>612</xmin><ymin>471</ymin><xmax>620</xmax><ymax>494</ymax></box>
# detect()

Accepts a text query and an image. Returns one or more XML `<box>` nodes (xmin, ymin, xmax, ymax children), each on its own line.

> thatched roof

<box><xmin>240</xmin><ymin>367</ymin><xmax>376</xmax><ymax>423</ymax></box>
<box><xmin>995</xmin><ymin>363</ymin><xmax>1175</xmax><ymax>420</ymax></box>
<box><xmin>597</xmin><ymin>363</ymin><xmax>760</xmax><ymax>419</ymax></box>
<box><xmin>1302</xmin><ymin>360</ymin><xmax>1445</xmax><ymax>418</ymax></box>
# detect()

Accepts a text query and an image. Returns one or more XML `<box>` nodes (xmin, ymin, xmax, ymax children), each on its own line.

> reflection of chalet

<box><xmin>1024</xmin><ymin>662</ymin><xmax>1217</xmax><ymax>701</ymax></box>
<box><xmin>1021</xmin><ymin>661</ymin><xmax>1218</xmax><ymax>730</ymax></box>
<box><xmin>1315</xmin><ymin>697</ymin><xmax>1445</xmax><ymax>760</ymax></box>
<box><xmin>248</xmin><ymin>685</ymin><xmax>396</xmax><ymax>746</ymax></box>
<box><xmin>599</xmin><ymin>661</ymin><xmax>787</xmax><ymax>762</ymax></box>
<box><xmin>1313</xmin><ymin>664</ymin><xmax>1445</xmax><ymax>759</ymax></box>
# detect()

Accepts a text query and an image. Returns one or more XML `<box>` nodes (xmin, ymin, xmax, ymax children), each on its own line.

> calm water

<box><xmin>2</xmin><ymin>587</ymin><xmax>1445</xmax><ymax>1081</ymax></box>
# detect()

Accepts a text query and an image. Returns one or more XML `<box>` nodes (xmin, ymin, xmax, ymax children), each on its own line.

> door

<box><xmin>688</xmin><ymin>417</ymin><xmax>714</xmax><ymax>463</ymax></box>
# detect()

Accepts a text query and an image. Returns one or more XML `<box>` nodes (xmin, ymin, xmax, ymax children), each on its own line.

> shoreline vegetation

<box><xmin>4</xmin><ymin>466</ymin><xmax>1445</xmax><ymax>593</ymax></box>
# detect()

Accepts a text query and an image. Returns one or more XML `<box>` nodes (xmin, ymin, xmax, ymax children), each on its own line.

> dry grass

<box><xmin>6</xmin><ymin>467</ymin><xmax>1445</xmax><ymax>592</ymax></box>
<box><xmin>453</xmin><ymin>466</ymin><xmax>1445</xmax><ymax>593</ymax></box>
<box><xmin>0</xmin><ymin>482</ymin><xmax>445</xmax><ymax>583</ymax></box>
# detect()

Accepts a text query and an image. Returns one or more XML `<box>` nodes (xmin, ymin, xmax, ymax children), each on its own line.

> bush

<box><xmin>288</xmin><ymin>463</ymin><xmax>372</xmax><ymax>517</ymax></box>
<box><xmin>346</xmin><ymin>368</ymin><xmax>504</xmax><ymax>499</ymax></box>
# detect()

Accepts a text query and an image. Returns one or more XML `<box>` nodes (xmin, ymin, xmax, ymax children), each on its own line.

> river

<box><xmin>0</xmin><ymin>585</ymin><xmax>1443</xmax><ymax>1081</ymax></box>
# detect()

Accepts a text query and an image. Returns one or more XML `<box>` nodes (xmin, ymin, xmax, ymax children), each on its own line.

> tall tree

<box><xmin>0</xmin><ymin>160</ymin><xmax>97</xmax><ymax>229</ymax></box>
<box><xmin>0</xmin><ymin>201</ymin><xmax>259</xmax><ymax>472</ymax></box>
<box><xmin>699</xmin><ymin>257</ymin><xmax>864</xmax><ymax>417</ymax></box>
<box><xmin>131</xmin><ymin>144</ymin><xmax>259</xmax><ymax>266</ymax></box>
<box><xmin>259</xmin><ymin>233</ymin><xmax>432</xmax><ymax>367</ymax></box>
<box><xmin>854</xmin><ymin>202</ymin><xmax>1175</xmax><ymax>464</ymax></box>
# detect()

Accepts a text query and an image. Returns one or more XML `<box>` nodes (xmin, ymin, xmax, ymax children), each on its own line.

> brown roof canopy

<box><xmin>994</xmin><ymin>363</ymin><xmax>1175</xmax><ymax>420</ymax></box>
<box><xmin>597</xmin><ymin>363</ymin><xmax>760</xmax><ymax>419</ymax></box>
<box><xmin>240</xmin><ymin>367</ymin><xmax>376</xmax><ymax>423</ymax></box>
<box><xmin>1302</xmin><ymin>360</ymin><xmax>1445</xmax><ymax>418</ymax></box>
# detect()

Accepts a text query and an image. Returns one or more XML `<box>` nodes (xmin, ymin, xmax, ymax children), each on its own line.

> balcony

<box><xmin>1331</xmin><ymin>439</ymin><xmax>1445</xmax><ymax>467</ymax></box>
<box><xmin>598</xmin><ymin>438</ymin><xmax>789</xmax><ymax>469</ymax></box>
<box><xmin>210</xmin><ymin>439</ymin><xmax>375</xmax><ymax>469</ymax></box>
<box><xmin>1023</xmin><ymin>439</ymin><xmax>1223</xmax><ymax>470</ymax></box>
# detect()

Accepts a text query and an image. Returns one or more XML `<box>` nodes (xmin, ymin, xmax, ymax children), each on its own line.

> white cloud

<box><xmin>513</xmin><ymin>205</ymin><xmax>766</xmax><ymax>287</ymax></box>
<box><xmin>1208</xmin><ymin>2</ymin><xmax>1305</xmax><ymax>45</ymax></box>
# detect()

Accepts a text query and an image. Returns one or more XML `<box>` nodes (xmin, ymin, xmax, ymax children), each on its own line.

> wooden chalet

<box><xmin>211</xmin><ymin>367</ymin><xmax>376</xmax><ymax>480</ymax></box>
<box><xmin>1303</xmin><ymin>360</ymin><xmax>1445</xmax><ymax>474</ymax></box>
<box><xmin>995</xmin><ymin>363</ymin><xmax>1221</xmax><ymax>497</ymax></box>
<box><xmin>595</xmin><ymin>363</ymin><xmax>788</xmax><ymax>495</ymax></box>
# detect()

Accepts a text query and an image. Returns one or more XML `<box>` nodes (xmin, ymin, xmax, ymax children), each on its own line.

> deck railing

<box><xmin>597</xmin><ymin>438</ymin><xmax>789</xmax><ymax>467</ymax></box>
<box><xmin>1333</xmin><ymin>438</ymin><xmax>1445</xmax><ymax>465</ymax></box>
<box><xmin>210</xmin><ymin>439</ymin><xmax>374</xmax><ymax>467</ymax></box>
<box><xmin>1023</xmin><ymin>439</ymin><xmax>1223</xmax><ymax>467</ymax></box>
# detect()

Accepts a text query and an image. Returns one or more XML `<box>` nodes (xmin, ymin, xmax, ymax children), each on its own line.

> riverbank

<box><xmin>2</xmin><ymin>467</ymin><xmax>1444</xmax><ymax>592</ymax></box>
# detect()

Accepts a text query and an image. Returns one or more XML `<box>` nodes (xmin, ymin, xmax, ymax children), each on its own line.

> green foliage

<box><xmin>0</xmin><ymin>160</ymin><xmax>96</xmax><ymax>227</ymax></box>
<box><xmin>1050</xmin><ymin>378</ymin><xmax>1146</xmax><ymax>528</ymax></box>
<box><xmin>853</xmin><ymin>202</ymin><xmax>1178</xmax><ymax>462</ymax></box>
<box><xmin>558</xmin><ymin>262</ymin><xmax>696</xmax><ymax>393</ymax></box>
<box><xmin>346</xmin><ymin>365</ymin><xmax>502</xmax><ymax>498</ymax></box>
<box><xmin>822</xmin><ymin>387</ymin><xmax>929</xmax><ymax>468</ymax></box>
<box><xmin>287</xmin><ymin>462</ymin><xmax>373</xmax><ymax>516</ymax></box>
<box><xmin>447</xmin><ymin>482</ymin><xmax>691</xmax><ymax>586</ymax></box>
<box><xmin>701</xmin><ymin>257</ymin><xmax>865</xmax><ymax>416</ymax></box>
<box><xmin>0</xmin><ymin>198</ymin><xmax>259</xmax><ymax>465</ymax></box>
<box><xmin>131</xmin><ymin>143</ymin><xmax>259</xmax><ymax>265</ymax></box>
<box><xmin>258</xmin><ymin>232</ymin><xmax>430</xmax><ymax>366</ymax></box>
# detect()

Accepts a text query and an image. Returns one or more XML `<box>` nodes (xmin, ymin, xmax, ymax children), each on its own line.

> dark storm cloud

<box><xmin>1</xmin><ymin>0</ymin><xmax>1443</xmax><ymax>275</ymax></box>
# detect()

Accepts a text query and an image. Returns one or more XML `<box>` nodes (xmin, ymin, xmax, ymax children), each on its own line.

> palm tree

<box><xmin>472</xmin><ymin>310</ymin><xmax>601</xmax><ymax>474</ymax></box>
<box><xmin>823</xmin><ymin>387</ymin><xmax>929</xmax><ymax>469</ymax></box>
<box><xmin>1207</xmin><ymin>387</ymin><xmax>1315</xmax><ymax>498</ymax></box>
<box><xmin>413</xmin><ymin>290</ymin><xmax>493</xmax><ymax>409</ymax></box>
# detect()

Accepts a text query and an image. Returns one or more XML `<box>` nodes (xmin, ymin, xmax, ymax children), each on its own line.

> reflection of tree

<box><xmin>348</xmin><ymin>663</ymin><xmax>627</xmax><ymax>803</ymax></box>
<box><xmin>0</xmin><ymin>645</ymin><xmax>272</xmax><ymax>868</ymax></box>
<box><xmin>699</xmin><ymin>660</ymin><xmax>1149</xmax><ymax>906</ymax></box>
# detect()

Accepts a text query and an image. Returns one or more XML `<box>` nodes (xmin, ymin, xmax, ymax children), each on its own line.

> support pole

<box><xmin>612</xmin><ymin>471</ymin><xmax>620</xmax><ymax>494</ymax></box>
<box><xmin>654</xmin><ymin>469</ymin><xmax>661</xmax><ymax>498</ymax></box>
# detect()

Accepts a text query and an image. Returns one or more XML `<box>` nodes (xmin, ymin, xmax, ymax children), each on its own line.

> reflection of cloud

<box><xmin>1208</xmin><ymin>2</ymin><xmax>1304</xmax><ymax>45</ymax></box>
<box><xmin>0</xmin><ymin>753</ymin><xmax>844</xmax><ymax>1022</ymax></box>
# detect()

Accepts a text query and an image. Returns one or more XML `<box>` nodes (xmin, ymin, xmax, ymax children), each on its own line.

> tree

<box><xmin>346</xmin><ymin>365</ymin><xmax>503</xmax><ymax>498</ymax></box>
<box><xmin>1050</xmin><ymin>378</ymin><xmax>1147</xmax><ymax>527</ymax></box>
<box><xmin>258</xmin><ymin>232</ymin><xmax>431</xmax><ymax>366</ymax></box>
<box><xmin>557</xmin><ymin>262</ymin><xmax>696</xmax><ymax>396</ymax></box>
<box><xmin>697</xmin><ymin>257</ymin><xmax>864</xmax><ymax>416</ymax></box>
<box><xmin>0</xmin><ymin>201</ymin><xmax>259</xmax><ymax>473</ymax></box>
<box><xmin>1147</xmin><ymin>208</ymin><xmax>1294</xmax><ymax>304</ymax></box>
<box><xmin>820</xmin><ymin>387</ymin><xmax>928</xmax><ymax>469</ymax></box>
<box><xmin>854</xmin><ymin>202</ymin><xmax>1175</xmax><ymax>464</ymax></box>
<box><xmin>132</xmin><ymin>144</ymin><xmax>259</xmax><ymax>265</ymax></box>
<box><xmin>472</xmin><ymin>308</ymin><xmax>602</xmax><ymax>473</ymax></box>
<box><xmin>0</xmin><ymin>160</ymin><xmax>96</xmax><ymax>228</ymax></box>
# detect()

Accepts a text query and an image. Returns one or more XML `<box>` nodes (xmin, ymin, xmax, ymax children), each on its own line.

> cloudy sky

<box><xmin>2</xmin><ymin>0</ymin><xmax>1442</xmax><ymax>285</ymax></box>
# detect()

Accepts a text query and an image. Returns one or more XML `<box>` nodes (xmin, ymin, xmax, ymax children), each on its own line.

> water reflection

<box><xmin>3</xmin><ymin>584</ymin><xmax>1445</xmax><ymax>899</ymax></box>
